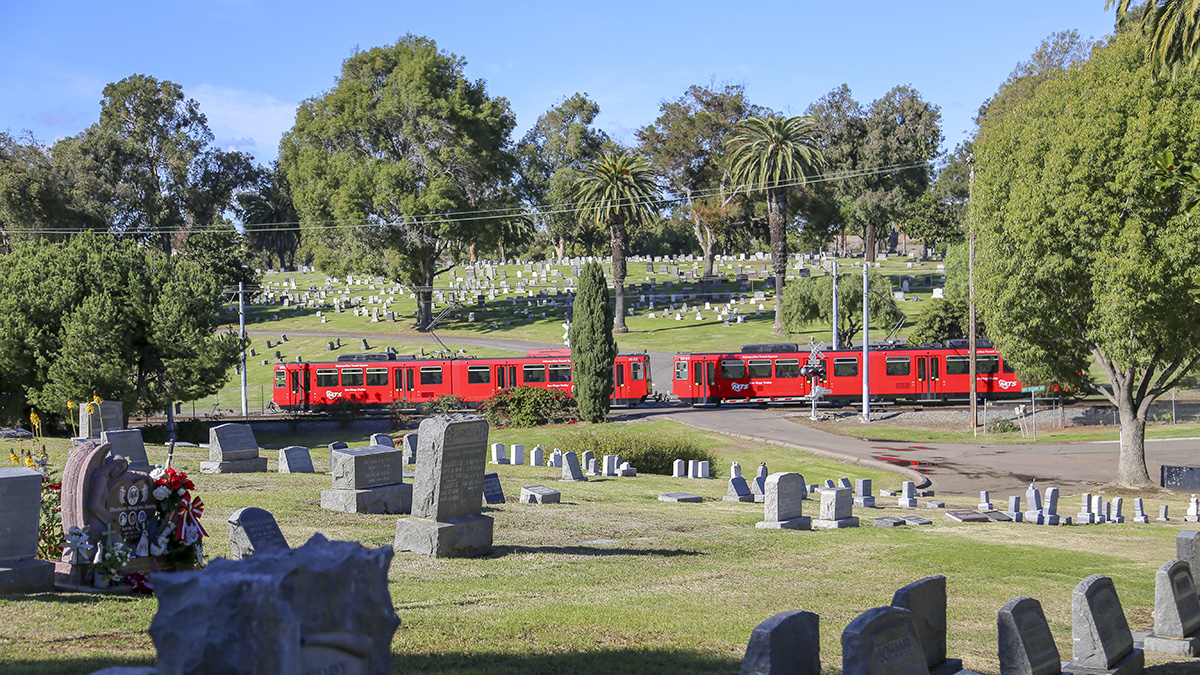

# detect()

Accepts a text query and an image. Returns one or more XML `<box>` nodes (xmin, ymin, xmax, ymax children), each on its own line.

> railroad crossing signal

<box><xmin>813</xmin><ymin>386</ymin><xmax>832</xmax><ymax>397</ymax></box>
<box><xmin>562</xmin><ymin>321</ymin><xmax>570</xmax><ymax>348</ymax></box>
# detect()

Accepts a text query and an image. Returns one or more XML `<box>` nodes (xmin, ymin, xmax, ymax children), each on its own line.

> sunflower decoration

<box><xmin>8</xmin><ymin>449</ymin><xmax>18</xmax><ymax>465</ymax></box>
<box><xmin>92</xmin><ymin>396</ymin><xmax>105</xmax><ymax>434</ymax></box>
<box><xmin>66</xmin><ymin>400</ymin><xmax>77</xmax><ymax>438</ymax></box>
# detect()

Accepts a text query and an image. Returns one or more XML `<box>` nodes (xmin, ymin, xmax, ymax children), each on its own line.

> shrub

<box><xmin>425</xmin><ymin>394</ymin><xmax>470</xmax><ymax>415</ymax></box>
<box><xmin>558</xmin><ymin>425</ymin><xmax>717</xmax><ymax>476</ymax></box>
<box><xmin>987</xmin><ymin>417</ymin><xmax>1018</xmax><ymax>433</ymax></box>
<box><xmin>478</xmin><ymin>386</ymin><xmax>577</xmax><ymax>428</ymax></box>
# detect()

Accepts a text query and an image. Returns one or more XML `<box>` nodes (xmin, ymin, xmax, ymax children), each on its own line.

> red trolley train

<box><xmin>273</xmin><ymin>349</ymin><xmax>652</xmax><ymax>412</ymax></box>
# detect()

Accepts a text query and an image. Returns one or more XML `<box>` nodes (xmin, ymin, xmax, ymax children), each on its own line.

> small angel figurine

<box><xmin>63</xmin><ymin>525</ymin><xmax>93</xmax><ymax>564</ymax></box>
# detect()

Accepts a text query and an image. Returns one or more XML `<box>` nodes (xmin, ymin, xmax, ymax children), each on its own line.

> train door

<box><xmin>613</xmin><ymin>361</ymin><xmax>628</xmax><ymax>402</ymax></box>
<box><xmin>915</xmin><ymin>356</ymin><xmax>942</xmax><ymax>401</ymax></box>
<box><xmin>494</xmin><ymin>364</ymin><xmax>517</xmax><ymax>390</ymax></box>
<box><xmin>395</xmin><ymin>366</ymin><xmax>416</xmax><ymax>408</ymax></box>
<box><xmin>691</xmin><ymin>358</ymin><xmax>717</xmax><ymax>405</ymax></box>
<box><xmin>275</xmin><ymin>367</ymin><xmax>302</xmax><ymax>409</ymax></box>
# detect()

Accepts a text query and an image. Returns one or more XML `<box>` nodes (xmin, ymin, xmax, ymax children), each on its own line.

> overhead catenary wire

<box><xmin>1</xmin><ymin>159</ymin><xmax>930</xmax><ymax>236</ymax></box>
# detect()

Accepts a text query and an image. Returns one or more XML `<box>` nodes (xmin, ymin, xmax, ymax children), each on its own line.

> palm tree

<box><xmin>726</xmin><ymin>116</ymin><xmax>825</xmax><ymax>335</ymax></box>
<box><xmin>574</xmin><ymin>150</ymin><xmax>660</xmax><ymax>333</ymax></box>
<box><xmin>1109</xmin><ymin>0</ymin><xmax>1200</xmax><ymax>79</ymax></box>
<box><xmin>239</xmin><ymin>175</ymin><xmax>300</xmax><ymax>270</ymax></box>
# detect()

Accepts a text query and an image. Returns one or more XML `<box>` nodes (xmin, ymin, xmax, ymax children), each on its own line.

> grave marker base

<box><xmin>874</xmin><ymin>517</ymin><xmax>906</xmax><ymax>527</ymax></box>
<box><xmin>755</xmin><ymin>517</ymin><xmax>812</xmax><ymax>530</ymax></box>
<box><xmin>199</xmin><ymin>457</ymin><xmax>268</xmax><ymax>474</ymax></box>
<box><xmin>320</xmin><ymin>484</ymin><xmax>412</xmax><ymax>514</ymax></box>
<box><xmin>394</xmin><ymin>514</ymin><xmax>494</xmax><ymax>558</ymax></box>
<box><xmin>1143</xmin><ymin>633</ymin><xmax>1200</xmax><ymax>657</ymax></box>
<box><xmin>1062</xmin><ymin>648</ymin><xmax>1144</xmax><ymax>675</ymax></box>
<box><xmin>659</xmin><ymin>493</ymin><xmax>702</xmax><ymax>503</ymax></box>
<box><xmin>722</xmin><ymin>494</ymin><xmax>755</xmax><ymax>503</ymax></box>
<box><xmin>812</xmin><ymin>517</ymin><xmax>859</xmax><ymax>529</ymax></box>
<box><xmin>0</xmin><ymin>559</ymin><xmax>54</xmax><ymax>593</ymax></box>
<box><xmin>854</xmin><ymin>496</ymin><xmax>876</xmax><ymax>508</ymax></box>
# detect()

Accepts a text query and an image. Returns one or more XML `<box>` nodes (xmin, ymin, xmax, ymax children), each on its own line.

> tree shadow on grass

<box><xmin>485</xmin><ymin>544</ymin><xmax>704</xmax><ymax>559</ymax></box>
<box><xmin>391</xmin><ymin>647</ymin><xmax>739</xmax><ymax>674</ymax></box>
<box><xmin>8</xmin><ymin>590</ymin><xmax>151</xmax><ymax>606</ymax></box>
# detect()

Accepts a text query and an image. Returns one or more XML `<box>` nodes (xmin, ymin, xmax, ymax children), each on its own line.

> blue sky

<box><xmin>1</xmin><ymin>1</ymin><xmax>1117</xmax><ymax>166</ymax></box>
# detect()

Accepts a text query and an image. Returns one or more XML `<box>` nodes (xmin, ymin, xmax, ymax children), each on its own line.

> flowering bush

<box><xmin>38</xmin><ymin>471</ymin><xmax>64</xmax><ymax>560</ymax></box>
<box><xmin>149</xmin><ymin>467</ymin><xmax>207</xmax><ymax>569</ymax></box>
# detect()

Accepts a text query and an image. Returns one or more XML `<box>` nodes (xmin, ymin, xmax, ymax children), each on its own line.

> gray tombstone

<box><xmin>855</xmin><ymin>479</ymin><xmax>875</xmax><ymax>508</ymax></box>
<box><xmin>1062</xmin><ymin>575</ymin><xmax>1143</xmax><ymax>675</ymax></box>
<box><xmin>899</xmin><ymin>481</ymin><xmax>918</xmax><ymax>508</ymax></box>
<box><xmin>1044</xmin><ymin>488</ymin><xmax>1062</xmax><ymax>525</ymax></box>
<box><xmin>482</xmin><ymin>472</ymin><xmax>505</xmax><ymax>505</ymax></box>
<box><xmin>756</xmin><ymin>473</ymin><xmax>810</xmax><ymax>530</ymax></box>
<box><xmin>149</xmin><ymin>534</ymin><xmax>399</xmax><ymax>675</ymax></box>
<box><xmin>1005</xmin><ymin>496</ymin><xmax>1024</xmax><ymax>523</ymax></box>
<box><xmin>842</xmin><ymin>606</ymin><xmax>930</xmax><ymax>675</ymax></box>
<box><xmin>0</xmin><ymin>468</ymin><xmax>55</xmax><ymax>593</ymax></box>
<box><xmin>519</xmin><ymin>485</ymin><xmax>561</xmax><ymax>504</ymax></box>
<box><xmin>1178</xmin><ymin>530</ymin><xmax>1200</xmax><ymax>588</ymax></box>
<box><xmin>1143</xmin><ymin>559</ymin><xmax>1200</xmax><ymax>656</ymax></box>
<box><xmin>278</xmin><ymin>446</ymin><xmax>314</xmax><ymax>474</ymax></box>
<box><xmin>724</xmin><ymin>476</ymin><xmax>755</xmax><ymax>503</ymax></box>
<box><xmin>659</xmin><ymin>493</ymin><xmax>703</xmax><ymax>503</ymax></box>
<box><xmin>875</xmin><ymin>517</ymin><xmax>907</xmax><ymax>528</ymax></box>
<box><xmin>79</xmin><ymin>400</ymin><xmax>123</xmax><ymax>440</ymax></box>
<box><xmin>402</xmin><ymin>433</ymin><xmax>418</xmax><ymax>464</ymax></box>
<box><xmin>327</xmin><ymin>441</ymin><xmax>349</xmax><ymax>472</ymax></box>
<box><xmin>738</xmin><ymin>610</ymin><xmax>821</xmax><ymax>675</ymax></box>
<box><xmin>510</xmin><ymin>444</ymin><xmax>524</xmax><ymax>465</ymax></box>
<box><xmin>1132</xmin><ymin>498</ymin><xmax>1149</xmax><ymax>524</ymax></box>
<box><xmin>1077</xmin><ymin>493</ymin><xmax>1095</xmax><ymax>525</ymax></box>
<box><xmin>100</xmin><ymin>429</ymin><xmax>151</xmax><ymax>472</ymax></box>
<box><xmin>369</xmin><ymin>433</ymin><xmax>395</xmax><ymax>448</ymax></box>
<box><xmin>321</xmin><ymin>446</ymin><xmax>411</xmax><ymax>515</ymax></box>
<box><xmin>581</xmin><ymin>450</ymin><xmax>595</xmax><ymax>472</ymax></box>
<box><xmin>530</xmin><ymin>445</ymin><xmax>544</xmax><ymax>467</ymax></box>
<box><xmin>227</xmin><ymin>506</ymin><xmax>289</xmax><ymax>560</ymax></box>
<box><xmin>490</xmin><ymin>442</ymin><xmax>508</xmax><ymax>465</ymax></box>
<box><xmin>998</xmin><ymin>596</ymin><xmax>1061</xmax><ymax>675</ymax></box>
<box><xmin>201</xmin><ymin>423</ymin><xmax>267</xmax><ymax>474</ymax></box>
<box><xmin>394</xmin><ymin>415</ymin><xmax>493</xmax><ymax>558</ymax></box>
<box><xmin>813</xmin><ymin>487</ymin><xmax>858</xmax><ymax>529</ymax></box>
<box><xmin>561</xmin><ymin>451</ymin><xmax>587</xmax><ymax>482</ymax></box>
<box><xmin>1025</xmin><ymin>483</ymin><xmax>1045</xmax><ymax>524</ymax></box>
<box><xmin>673</xmin><ymin>460</ymin><xmax>687</xmax><ymax>478</ymax></box>
<box><xmin>892</xmin><ymin>575</ymin><xmax>961</xmax><ymax>675</ymax></box>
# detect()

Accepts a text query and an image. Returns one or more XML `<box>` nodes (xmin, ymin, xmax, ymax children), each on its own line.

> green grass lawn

<box><xmin>1</xmin><ymin>419</ymin><xmax>1196</xmax><ymax>674</ymax></box>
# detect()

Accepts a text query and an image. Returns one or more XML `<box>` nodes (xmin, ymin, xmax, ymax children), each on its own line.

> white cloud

<box><xmin>188</xmin><ymin>84</ymin><xmax>296</xmax><ymax>163</ymax></box>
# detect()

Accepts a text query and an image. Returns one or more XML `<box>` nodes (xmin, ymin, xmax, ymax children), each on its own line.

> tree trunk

<box><xmin>415</xmin><ymin>254</ymin><xmax>436</xmax><ymax>330</ymax></box>
<box><xmin>1115</xmin><ymin>392</ymin><xmax>1153</xmax><ymax>486</ymax></box>
<box><xmin>767</xmin><ymin>188</ymin><xmax>787</xmax><ymax>335</ymax></box>
<box><xmin>468</xmin><ymin>242</ymin><xmax>477</xmax><ymax>263</ymax></box>
<box><xmin>701</xmin><ymin>225</ymin><xmax>715</xmax><ymax>277</ymax></box>
<box><xmin>865</xmin><ymin>222</ymin><xmax>876</xmax><ymax>263</ymax></box>
<box><xmin>554</xmin><ymin>236</ymin><xmax>566</xmax><ymax>260</ymax></box>
<box><xmin>611</xmin><ymin>217</ymin><xmax>628</xmax><ymax>334</ymax></box>
<box><xmin>498</xmin><ymin>239</ymin><xmax>507</xmax><ymax>263</ymax></box>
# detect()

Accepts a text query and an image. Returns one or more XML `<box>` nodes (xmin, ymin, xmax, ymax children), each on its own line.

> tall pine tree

<box><xmin>569</xmin><ymin>262</ymin><xmax>617</xmax><ymax>423</ymax></box>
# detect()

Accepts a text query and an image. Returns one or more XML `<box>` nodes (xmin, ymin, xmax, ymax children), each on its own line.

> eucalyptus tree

<box><xmin>726</xmin><ymin>116</ymin><xmax>825</xmax><ymax>334</ymax></box>
<box><xmin>573</xmin><ymin>150</ymin><xmax>660</xmax><ymax>334</ymax></box>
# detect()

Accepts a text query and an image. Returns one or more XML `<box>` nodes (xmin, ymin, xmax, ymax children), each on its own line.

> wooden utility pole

<box><xmin>968</xmin><ymin>154</ymin><xmax>978</xmax><ymax>436</ymax></box>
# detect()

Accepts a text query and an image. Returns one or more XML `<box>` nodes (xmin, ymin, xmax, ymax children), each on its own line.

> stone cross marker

<box><xmin>739</xmin><ymin>610</ymin><xmax>821</xmax><ymax>675</ymax></box>
<box><xmin>394</xmin><ymin>415</ymin><xmax>493</xmax><ymax>557</ymax></box>
<box><xmin>1062</xmin><ymin>575</ymin><xmax>1143</xmax><ymax>675</ymax></box>
<box><xmin>100</xmin><ymin>429</ymin><xmax>151</xmax><ymax>472</ymax></box>
<box><xmin>842</xmin><ymin>606</ymin><xmax>930</xmax><ymax>675</ymax></box>
<box><xmin>0</xmin><ymin>467</ymin><xmax>55</xmax><ymax>593</ymax></box>
<box><xmin>756</xmin><ymin>473</ymin><xmax>810</xmax><ymax>530</ymax></box>
<box><xmin>227</xmin><ymin>506</ymin><xmax>289</xmax><ymax>560</ymax></box>
<box><xmin>201</xmin><ymin>423</ymin><xmax>267</xmax><ymax>474</ymax></box>
<box><xmin>1144</xmin><ymin>559</ymin><xmax>1200</xmax><ymax>656</ymax></box>
<box><xmin>892</xmin><ymin>575</ymin><xmax>961</xmax><ymax>675</ymax></box>
<box><xmin>278</xmin><ymin>446</ymin><xmax>314</xmax><ymax>474</ymax></box>
<box><xmin>998</xmin><ymin>596</ymin><xmax>1061</xmax><ymax>675</ymax></box>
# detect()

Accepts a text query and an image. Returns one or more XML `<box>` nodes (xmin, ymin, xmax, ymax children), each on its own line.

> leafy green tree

<box><xmin>637</xmin><ymin>83</ymin><xmax>762</xmax><ymax>276</ymax></box>
<box><xmin>0</xmin><ymin>232</ymin><xmax>241</xmax><ymax>423</ymax></box>
<box><xmin>780</xmin><ymin>270</ymin><xmax>905</xmax><ymax>348</ymax></box>
<box><xmin>517</xmin><ymin>94</ymin><xmax>609</xmax><ymax>259</ymax></box>
<box><xmin>177</xmin><ymin>225</ymin><xmax>257</xmax><ymax>289</ymax></box>
<box><xmin>81</xmin><ymin>74</ymin><xmax>255</xmax><ymax>255</ymax></box>
<box><xmin>973</xmin><ymin>31</ymin><xmax>1200</xmax><ymax>487</ymax></box>
<box><xmin>238</xmin><ymin>164</ymin><xmax>301</xmax><ymax>270</ymax></box>
<box><xmin>726</xmin><ymin>116</ymin><xmax>825</xmax><ymax>334</ymax></box>
<box><xmin>901</xmin><ymin>192</ymin><xmax>960</xmax><ymax>250</ymax></box>
<box><xmin>1109</xmin><ymin>0</ymin><xmax>1200</xmax><ymax>78</ymax></box>
<box><xmin>907</xmin><ymin>299</ymin><xmax>987</xmax><ymax>347</ymax></box>
<box><xmin>0</xmin><ymin>132</ymin><xmax>112</xmax><ymax>250</ymax></box>
<box><xmin>574</xmin><ymin>150</ymin><xmax>661</xmax><ymax>334</ymax></box>
<box><xmin>569</xmin><ymin>262</ymin><xmax>617</xmax><ymax>423</ymax></box>
<box><xmin>976</xmin><ymin>31</ymin><xmax>1096</xmax><ymax>129</ymax></box>
<box><xmin>279</xmin><ymin>35</ymin><xmax>517</xmax><ymax>330</ymax></box>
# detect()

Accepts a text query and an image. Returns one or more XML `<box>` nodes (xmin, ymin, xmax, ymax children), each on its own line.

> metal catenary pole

<box><xmin>861</xmin><ymin>261</ymin><xmax>870</xmax><ymax>423</ymax></box>
<box><xmin>831</xmin><ymin>259</ymin><xmax>839</xmax><ymax>349</ymax></box>
<box><xmin>968</xmin><ymin>154</ymin><xmax>978</xmax><ymax>437</ymax></box>
<box><xmin>239</xmin><ymin>281</ymin><xmax>249</xmax><ymax>419</ymax></box>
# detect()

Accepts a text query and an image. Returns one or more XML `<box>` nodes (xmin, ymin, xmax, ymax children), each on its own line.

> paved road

<box><xmin>259</xmin><ymin>329</ymin><xmax>1197</xmax><ymax>497</ymax></box>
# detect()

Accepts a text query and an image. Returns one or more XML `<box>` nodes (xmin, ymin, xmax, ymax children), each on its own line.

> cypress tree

<box><xmin>569</xmin><ymin>262</ymin><xmax>617</xmax><ymax>423</ymax></box>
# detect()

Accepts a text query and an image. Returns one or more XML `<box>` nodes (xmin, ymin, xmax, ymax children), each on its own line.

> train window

<box><xmin>631</xmin><ymin>361</ymin><xmax>644</xmax><ymax>381</ymax></box>
<box><xmin>721</xmin><ymin>360</ymin><xmax>747</xmax><ymax>380</ymax></box>
<box><xmin>676</xmin><ymin>361</ymin><xmax>688</xmax><ymax>380</ymax></box>
<box><xmin>748</xmin><ymin>359</ymin><xmax>772</xmax><ymax>379</ymax></box>
<box><xmin>833</xmin><ymin>358</ymin><xmax>859</xmax><ymax>377</ymax></box>
<box><xmin>467</xmin><ymin>365</ymin><xmax>490</xmax><ymax>384</ymax></box>
<box><xmin>885</xmin><ymin>357</ymin><xmax>911</xmax><ymax>376</ymax></box>
<box><xmin>946</xmin><ymin>356</ymin><xmax>970</xmax><ymax>375</ymax></box>
<box><xmin>693</xmin><ymin>362</ymin><xmax>702</xmax><ymax>386</ymax></box>
<box><xmin>366</xmin><ymin>368</ymin><xmax>388</xmax><ymax>386</ymax></box>
<box><xmin>420</xmin><ymin>366</ymin><xmax>444</xmax><ymax>385</ymax></box>
<box><xmin>341</xmin><ymin>369</ymin><xmax>364</xmax><ymax>387</ymax></box>
<box><xmin>615</xmin><ymin>364</ymin><xmax>625</xmax><ymax>386</ymax></box>
<box><xmin>1002</xmin><ymin>360</ymin><xmax>1015</xmax><ymax>374</ymax></box>
<box><xmin>523</xmin><ymin>364</ymin><xmax>546</xmax><ymax>383</ymax></box>
<box><xmin>316</xmin><ymin>369</ymin><xmax>338</xmax><ymax>387</ymax></box>
<box><xmin>274</xmin><ymin>371</ymin><xmax>286</xmax><ymax>388</ymax></box>
<box><xmin>775</xmin><ymin>359</ymin><xmax>800</xmax><ymax>378</ymax></box>
<box><xmin>977</xmin><ymin>356</ymin><xmax>1000</xmax><ymax>374</ymax></box>
<box><xmin>548</xmin><ymin>364</ymin><xmax>572</xmax><ymax>383</ymax></box>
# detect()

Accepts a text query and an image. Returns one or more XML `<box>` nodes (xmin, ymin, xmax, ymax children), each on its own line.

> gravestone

<box><xmin>200</xmin><ymin>423</ymin><xmax>267</xmax><ymax>474</ymax></box>
<box><xmin>1110</xmin><ymin>498</ymin><xmax>1124</xmax><ymax>524</ymax></box>
<box><xmin>659</xmin><ymin>492</ymin><xmax>703</xmax><ymax>503</ymax></box>
<box><xmin>1096</xmin><ymin>495</ymin><xmax>1110</xmax><ymax>524</ymax></box>
<box><xmin>227</xmin><ymin>507</ymin><xmax>289</xmax><ymax>560</ymax></box>
<box><xmin>1025</xmin><ymin>484</ymin><xmax>1045</xmax><ymax>524</ymax></box>
<box><xmin>756</xmin><ymin>473</ymin><xmax>811</xmax><ymax>530</ymax></box>
<box><xmin>530</xmin><ymin>445</ymin><xmax>544</xmax><ymax>467</ymax></box>
<box><xmin>1132</xmin><ymin>498</ymin><xmax>1149</xmax><ymax>524</ymax></box>
<box><xmin>394</xmin><ymin>415</ymin><xmax>493</xmax><ymax>558</ymax></box>
<box><xmin>1062</xmin><ymin>575</ymin><xmax>1143</xmax><ymax>675</ymax></box>
<box><xmin>892</xmin><ymin>575</ymin><xmax>962</xmax><ymax>675</ymax></box>
<box><xmin>979</xmin><ymin>491</ymin><xmax>994</xmax><ymax>511</ymax></box>
<box><xmin>1044</xmin><ymin>488</ymin><xmax>1063</xmax><ymax>525</ymax></box>
<box><xmin>855</xmin><ymin>479</ymin><xmax>875</xmax><ymax>508</ymax></box>
<box><xmin>1005</xmin><ymin>496</ymin><xmax>1024</xmax><ymax>523</ymax></box>
<box><xmin>1161</xmin><ymin>465</ymin><xmax>1200</xmax><ymax>491</ymax></box>
<box><xmin>483</xmin><ymin>472</ymin><xmax>505</xmax><ymax>505</ymax></box>
<box><xmin>490</xmin><ymin>443</ymin><xmax>508</xmax><ymax>465</ymax></box>
<box><xmin>904</xmin><ymin>515</ymin><xmax>933</xmax><ymax>526</ymax></box>
<box><xmin>1077</xmin><ymin>493</ymin><xmax>1095</xmax><ymax>525</ymax></box>
<box><xmin>1159</xmin><ymin>505</ymin><xmax>1170</xmax><ymax>522</ymax></box>
<box><xmin>402</xmin><ymin>433</ymin><xmax>418</xmax><ymax>464</ymax></box>
<box><xmin>998</xmin><ymin>596</ymin><xmax>1061</xmax><ymax>675</ymax></box>
<box><xmin>1143</xmin><ymin>559</ymin><xmax>1200</xmax><ymax>656</ymax></box>
<box><xmin>673</xmin><ymin>460</ymin><xmax>687</xmax><ymax>478</ymax></box>
<box><xmin>519</xmin><ymin>485</ymin><xmax>561</xmax><ymax>504</ymax></box>
<box><xmin>752</xmin><ymin>463</ymin><xmax>768</xmax><ymax>502</ymax></box>
<box><xmin>369</xmin><ymin>434</ymin><xmax>394</xmax><ymax>448</ymax></box>
<box><xmin>813</xmin><ymin>487</ymin><xmax>858</xmax><ymax>529</ymax></box>
<box><xmin>875</xmin><ymin>517</ymin><xmax>907</xmax><ymax>528</ymax></box>
<box><xmin>899</xmin><ymin>481</ymin><xmax>918</xmax><ymax>508</ymax></box>
<box><xmin>945</xmin><ymin>510</ymin><xmax>988</xmax><ymax>523</ymax></box>
<box><xmin>561</xmin><ymin>452</ymin><xmax>587</xmax><ymax>482</ymax></box>
<box><xmin>0</xmin><ymin>468</ymin><xmax>55</xmax><ymax>593</ymax></box>
<box><xmin>842</xmin><ymin>606</ymin><xmax>930</xmax><ymax>675</ymax></box>
<box><xmin>738</xmin><ymin>609</ymin><xmax>821</xmax><ymax>675</ymax></box>
<box><xmin>79</xmin><ymin>401</ymin><xmax>123</xmax><ymax>440</ymax></box>
<box><xmin>278</xmin><ymin>446</ymin><xmax>314</xmax><ymax>474</ymax></box>
<box><xmin>1177</xmin><ymin>530</ymin><xmax>1200</xmax><ymax>588</ymax></box>
<box><xmin>327</xmin><ymin>441</ymin><xmax>349</xmax><ymax>471</ymax></box>
<box><xmin>100</xmin><ymin>428</ymin><xmax>151</xmax><ymax>472</ymax></box>
<box><xmin>724</xmin><ymin>476</ymin><xmax>755</xmax><ymax>503</ymax></box>
<box><xmin>321</xmin><ymin>445</ymin><xmax>411</xmax><ymax>514</ymax></box>
<box><xmin>149</xmin><ymin>534</ymin><xmax>400</xmax><ymax>675</ymax></box>
<box><xmin>510</xmin><ymin>444</ymin><xmax>524</xmax><ymax>465</ymax></box>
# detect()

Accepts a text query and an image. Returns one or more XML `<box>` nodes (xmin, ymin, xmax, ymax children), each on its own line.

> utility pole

<box><xmin>239</xmin><ymin>281</ymin><xmax>248</xmax><ymax>419</ymax></box>
<box><xmin>861</xmin><ymin>260</ymin><xmax>870</xmax><ymax>423</ymax></box>
<box><xmin>831</xmin><ymin>259</ymin><xmax>839</xmax><ymax>349</ymax></box>
<box><xmin>968</xmin><ymin>154</ymin><xmax>978</xmax><ymax>437</ymax></box>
